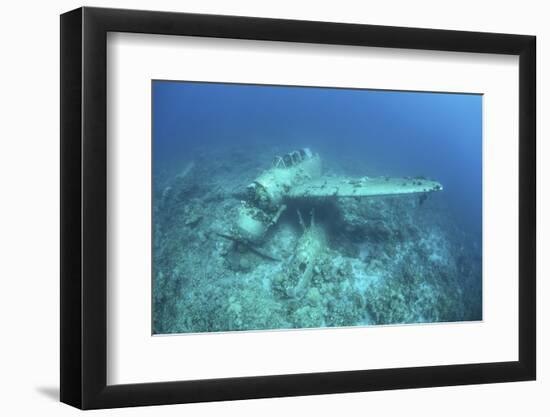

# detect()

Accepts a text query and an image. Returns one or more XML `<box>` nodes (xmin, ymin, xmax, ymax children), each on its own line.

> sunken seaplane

<box><xmin>218</xmin><ymin>148</ymin><xmax>443</xmax><ymax>255</ymax></box>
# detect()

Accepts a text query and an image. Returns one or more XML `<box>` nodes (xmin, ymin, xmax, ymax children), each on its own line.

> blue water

<box><xmin>153</xmin><ymin>81</ymin><xmax>481</xmax><ymax>236</ymax></box>
<box><xmin>152</xmin><ymin>80</ymin><xmax>483</xmax><ymax>334</ymax></box>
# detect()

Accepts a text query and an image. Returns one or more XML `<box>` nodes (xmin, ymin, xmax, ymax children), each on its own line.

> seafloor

<box><xmin>153</xmin><ymin>144</ymin><xmax>482</xmax><ymax>334</ymax></box>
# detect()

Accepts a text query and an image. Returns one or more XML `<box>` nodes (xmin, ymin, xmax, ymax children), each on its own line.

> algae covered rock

<box><xmin>152</xmin><ymin>144</ymin><xmax>479</xmax><ymax>334</ymax></box>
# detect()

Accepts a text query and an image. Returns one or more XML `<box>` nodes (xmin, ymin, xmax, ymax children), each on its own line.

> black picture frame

<box><xmin>60</xmin><ymin>6</ymin><xmax>536</xmax><ymax>410</ymax></box>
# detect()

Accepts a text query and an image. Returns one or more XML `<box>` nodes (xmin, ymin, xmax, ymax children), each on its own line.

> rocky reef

<box><xmin>152</xmin><ymin>146</ymin><xmax>482</xmax><ymax>334</ymax></box>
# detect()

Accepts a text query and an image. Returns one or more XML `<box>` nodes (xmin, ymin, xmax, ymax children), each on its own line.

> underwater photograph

<box><xmin>152</xmin><ymin>80</ymin><xmax>482</xmax><ymax>335</ymax></box>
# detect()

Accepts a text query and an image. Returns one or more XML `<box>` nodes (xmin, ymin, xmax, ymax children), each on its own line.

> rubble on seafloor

<box><xmin>152</xmin><ymin>147</ymin><xmax>482</xmax><ymax>334</ymax></box>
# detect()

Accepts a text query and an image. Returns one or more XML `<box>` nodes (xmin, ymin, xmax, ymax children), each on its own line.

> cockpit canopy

<box><xmin>272</xmin><ymin>148</ymin><xmax>313</xmax><ymax>168</ymax></box>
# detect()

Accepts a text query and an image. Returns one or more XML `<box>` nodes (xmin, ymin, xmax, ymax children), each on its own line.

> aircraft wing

<box><xmin>288</xmin><ymin>176</ymin><xmax>443</xmax><ymax>199</ymax></box>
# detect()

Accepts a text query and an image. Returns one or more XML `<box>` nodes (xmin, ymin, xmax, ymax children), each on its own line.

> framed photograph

<box><xmin>60</xmin><ymin>7</ymin><xmax>536</xmax><ymax>409</ymax></box>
